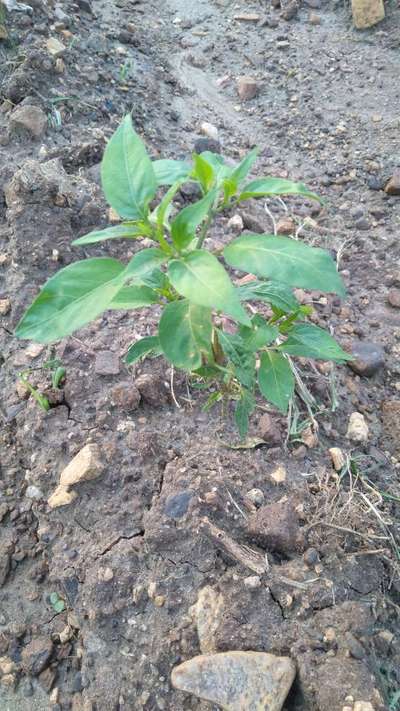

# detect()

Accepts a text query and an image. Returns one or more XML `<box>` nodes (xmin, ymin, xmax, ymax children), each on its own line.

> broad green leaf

<box><xmin>101</xmin><ymin>114</ymin><xmax>157</xmax><ymax>220</ymax></box>
<box><xmin>237</xmin><ymin>279</ymin><xmax>299</xmax><ymax>313</ymax></box>
<box><xmin>218</xmin><ymin>330</ymin><xmax>256</xmax><ymax>389</ymax></box>
<box><xmin>124</xmin><ymin>248</ymin><xmax>166</xmax><ymax>281</ymax></box>
<box><xmin>140</xmin><ymin>268</ymin><xmax>168</xmax><ymax>290</ymax></box>
<box><xmin>153</xmin><ymin>159</ymin><xmax>190</xmax><ymax>186</ymax></box>
<box><xmin>171</xmin><ymin>188</ymin><xmax>217</xmax><ymax>251</ymax></box>
<box><xmin>72</xmin><ymin>222</ymin><xmax>151</xmax><ymax>246</ymax></box>
<box><xmin>109</xmin><ymin>284</ymin><xmax>159</xmax><ymax>310</ymax></box>
<box><xmin>15</xmin><ymin>258</ymin><xmax>125</xmax><ymax>343</ymax></box>
<box><xmin>125</xmin><ymin>335</ymin><xmax>161</xmax><ymax>364</ymax></box>
<box><xmin>258</xmin><ymin>351</ymin><xmax>294</xmax><ymax>413</ymax></box>
<box><xmin>235</xmin><ymin>389</ymin><xmax>256</xmax><ymax>439</ymax></box>
<box><xmin>159</xmin><ymin>300</ymin><xmax>212</xmax><ymax>370</ymax></box>
<box><xmin>222</xmin><ymin>178</ymin><xmax>237</xmax><ymax>203</ymax></box>
<box><xmin>230</xmin><ymin>147</ymin><xmax>259</xmax><ymax>186</ymax></box>
<box><xmin>278</xmin><ymin>323</ymin><xmax>352</xmax><ymax>362</ymax></box>
<box><xmin>192</xmin><ymin>153</ymin><xmax>215</xmax><ymax>192</ymax></box>
<box><xmin>168</xmin><ymin>251</ymin><xmax>251</xmax><ymax>326</ymax></box>
<box><xmin>224</xmin><ymin>234</ymin><xmax>345</xmax><ymax>298</ymax></box>
<box><xmin>238</xmin><ymin>315</ymin><xmax>278</xmax><ymax>351</ymax></box>
<box><xmin>239</xmin><ymin>177</ymin><xmax>321</xmax><ymax>203</ymax></box>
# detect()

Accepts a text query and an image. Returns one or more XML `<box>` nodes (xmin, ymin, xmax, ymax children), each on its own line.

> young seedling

<box><xmin>15</xmin><ymin>114</ymin><xmax>352</xmax><ymax>436</ymax></box>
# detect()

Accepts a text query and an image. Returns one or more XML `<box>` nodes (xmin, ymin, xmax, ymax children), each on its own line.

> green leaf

<box><xmin>258</xmin><ymin>351</ymin><xmax>294</xmax><ymax>413</ymax></box>
<box><xmin>238</xmin><ymin>315</ymin><xmax>278</xmax><ymax>351</ymax></box>
<box><xmin>278</xmin><ymin>323</ymin><xmax>352</xmax><ymax>362</ymax></box>
<box><xmin>153</xmin><ymin>159</ymin><xmax>190</xmax><ymax>186</ymax></box>
<box><xmin>109</xmin><ymin>284</ymin><xmax>159</xmax><ymax>310</ymax></box>
<box><xmin>124</xmin><ymin>248</ymin><xmax>166</xmax><ymax>281</ymax></box>
<box><xmin>230</xmin><ymin>147</ymin><xmax>259</xmax><ymax>186</ymax></box>
<box><xmin>151</xmin><ymin>179</ymin><xmax>184</xmax><ymax>231</ymax></box>
<box><xmin>54</xmin><ymin>600</ymin><xmax>66</xmax><ymax>613</ymax></box>
<box><xmin>72</xmin><ymin>222</ymin><xmax>151</xmax><ymax>246</ymax></box>
<box><xmin>200</xmin><ymin>152</ymin><xmax>231</xmax><ymax>181</ymax></box>
<box><xmin>171</xmin><ymin>188</ymin><xmax>217</xmax><ymax>251</ymax></box>
<box><xmin>140</xmin><ymin>268</ymin><xmax>168</xmax><ymax>290</ymax></box>
<box><xmin>101</xmin><ymin>114</ymin><xmax>157</xmax><ymax>220</ymax></box>
<box><xmin>168</xmin><ymin>251</ymin><xmax>251</xmax><ymax>326</ymax></box>
<box><xmin>237</xmin><ymin>280</ymin><xmax>299</xmax><ymax>313</ymax></box>
<box><xmin>224</xmin><ymin>234</ymin><xmax>346</xmax><ymax>298</ymax></box>
<box><xmin>15</xmin><ymin>258</ymin><xmax>125</xmax><ymax>343</ymax></box>
<box><xmin>235</xmin><ymin>389</ymin><xmax>256</xmax><ymax>439</ymax></box>
<box><xmin>159</xmin><ymin>300</ymin><xmax>212</xmax><ymax>370</ymax></box>
<box><xmin>217</xmin><ymin>330</ymin><xmax>256</xmax><ymax>389</ymax></box>
<box><xmin>192</xmin><ymin>153</ymin><xmax>215</xmax><ymax>192</ymax></box>
<box><xmin>239</xmin><ymin>177</ymin><xmax>321</xmax><ymax>203</ymax></box>
<box><xmin>125</xmin><ymin>335</ymin><xmax>161</xmax><ymax>364</ymax></box>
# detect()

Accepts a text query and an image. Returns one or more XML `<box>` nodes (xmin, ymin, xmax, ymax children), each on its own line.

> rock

<box><xmin>25</xmin><ymin>485</ymin><xmax>43</xmax><ymax>499</ymax></box>
<box><xmin>387</xmin><ymin>288</ymin><xmax>400</xmax><ymax>309</ymax></box>
<box><xmin>48</xmin><ymin>486</ymin><xmax>77</xmax><ymax>509</ymax></box>
<box><xmin>309</xmin><ymin>12</ymin><xmax>321</xmax><ymax>24</ymax></box>
<box><xmin>109</xmin><ymin>382</ymin><xmax>141</xmax><ymax>411</ymax></box>
<box><xmin>281</xmin><ymin>1</ymin><xmax>298</xmax><ymax>21</ymax></box>
<box><xmin>329</xmin><ymin>447</ymin><xmax>345</xmax><ymax>472</ymax></box>
<box><xmin>385</xmin><ymin>171</ymin><xmax>400</xmax><ymax>196</ymax></box>
<box><xmin>194</xmin><ymin>137</ymin><xmax>221</xmax><ymax>155</ymax></box>
<box><xmin>94</xmin><ymin>350</ymin><xmax>120</xmax><ymax>375</ymax></box>
<box><xmin>301</xmin><ymin>425</ymin><xmax>318</xmax><ymax>448</ymax></box>
<box><xmin>164</xmin><ymin>491</ymin><xmax>193</xmax><ymax>519</ymax></box>
<box><xmin>0</xmin><ymin>657</ymin><xmax>16</xmax><ymax>675</ymax></box>
<box><xmin>171</xmin><ymin>651</ymin><xmax>296</xmax><ymax>710</ymax></box>
<box><xmin>243</xmin><ymin>575</ymin><xmax>261</xmax><ymax>589</ymax></box>
<box><xmin>354</xmin><ymin>704</ymin><xmax>375</xmax><ymax>711</ymax></box>
<box><xmin>9</xmin><ymin>105</ymin><xmax>47</xmax><ymax>139</ymax></box>
<box><xmin>134</xmin><ymin>373</ymin><xmax>169</xmax><ymax>406</ymax></box>
<box><xmin>303</xmin><ymin>547</ymin><xmax>320</xmax><ymax>566</ymax></box>
<box><xmin>60</xmin><ymin>444</ymin><xmax>103</xmax><ymax>487</ymax></box>
<box><xmin>194</xmin><ymin>586</ymin><xmax>224</xmax><ymax>654</ymax></box>
<box><xmin>348</xmin><ymin>341</ymin><xmax>385</xmax><ymax>377</ymax></box>
<box><xmin>345</xmin><ymin>632</ymin><xmax>366</xmax><ymax>660</ymax></box>
<box><xmin>346</xmin><ymin>412</ymin><xmax>369</xmax><ymax>443</ymax></box>
<box><xmin>351</xmin><ymin>0</ymin><xmax>384</xmax><ymax>28</ymax></box>
<box><xmin>21</xmin><ymin>637</ymin><xmax>53</xmax><ymax>676</ymax></box>
<box><xmin>270</xmin><ymin>465</ymin><xmax>287</xmax><ymax>484</ymax></box>
<box><xmin>97</xmin><ymin>567</ymin><xmax>114</xmax><ymax>582</ymax></box>
<box><xmin>258</xmin><ymin>414</ymin><xmax>282</xmax><ymax>445</ymax></box>
<box><xmin>246</xmin><ymin>488</ymin><xmax>265</xmax><ymax>507</ymax></box>
<box><xmin>227</xmin><ymin>214</ymin><xmax>244</xmax><ymax>234</ymax></box>
<box><xmin>0</xmin><ymin>298</ymin><xmax>11</xmax><ymax>315</ymax></box>
<box><xmin>1</xmin><ymin>674</ymin><xmax>16</xmax><ymax>689</ymax></box>
<box><xmin>237</xmin><ymin>76</ymin><xmax>259</xmax><ymax>101</ymax></box>
<box><xmin>276</xmin><ymin>217</ymin><xmax>295</xmax><ymax>235</ymax></box>
<box><xmin>46</xmin><ymin>37</ymin><xmax>66</xmax><ymax>57</ymax></box>
<box><xmin>247</xmin><ymin>499</ymin><xmax>302</xmax><ymax>554</ymax></box>
<box><xmin>200</xmin><ymin>121</ymin><xmax>219</xmax><ymax>141</ymax></box>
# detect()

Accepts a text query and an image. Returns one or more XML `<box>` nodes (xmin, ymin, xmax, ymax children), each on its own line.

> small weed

<box><xmin>15</xmin><ymin>114</ymin><xmax>352</xmax><ymax>436</ymax></box>
<box><xmin>49</xmin><ymin>592</ymin><xmax>66</xmax><ymax>613</ymax></box>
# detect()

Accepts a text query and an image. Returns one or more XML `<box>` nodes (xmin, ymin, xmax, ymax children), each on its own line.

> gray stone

<box><xmin>348</xmin><ymin>341</ymin><xmax>384</xmax><ymax>377</ymax></box>
<box><xmin>171</xmin><ymin>651</ymin><xmax>296</xmax><ymax>710</ymax></box>
<box><xmin>164</xmin><ymin>491</ymin><xmax>193</xmax><ymax>519</ymax></box>
<box><xmin>21</xmin><ymin>637</ymin><xmax>53</xmax><ymax>676</ymax></box>
<box><xmin>94</xmin><ymin>350</ymin><xmax>120</xmax><ymax>375</ymax></box>
<box><xmin>9</xmin><ymin>105</ymin><xmax>47</xmax><ymax>139</ymax></box>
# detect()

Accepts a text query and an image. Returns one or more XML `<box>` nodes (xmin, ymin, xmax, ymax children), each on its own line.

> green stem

<box><xmin>196</xmin><ymin>209</ymin><xmax>216</xmax><ymax>249</ymax></box>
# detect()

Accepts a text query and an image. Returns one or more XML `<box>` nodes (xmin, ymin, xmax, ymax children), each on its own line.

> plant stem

<box><xmin>196</xmin><ymin>209</ymin><xmax>216</xmax><ymax>249</ymax></box>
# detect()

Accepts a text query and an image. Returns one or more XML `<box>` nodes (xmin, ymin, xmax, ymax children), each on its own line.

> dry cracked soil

<box><xmin>0</xmin><ymin>0</ymin><xmax>400</xmax><ymax>709</ymax></box>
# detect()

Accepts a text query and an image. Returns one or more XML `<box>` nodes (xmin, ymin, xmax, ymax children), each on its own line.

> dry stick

<box><xmin>306</xmin><ymin>520</ymin><xmax>389</xmax><ymax>541</ymax></box>
<box><xmin>199</xmin><ymin>517</ymin><xmax>267</xmax><ymax>575</ymax></box>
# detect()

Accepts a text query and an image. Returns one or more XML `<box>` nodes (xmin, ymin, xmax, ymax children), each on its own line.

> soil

<box><xmin>1</xmin><ymin>0</ymin><xmax>400</xmax><ymax>709</ymax></box>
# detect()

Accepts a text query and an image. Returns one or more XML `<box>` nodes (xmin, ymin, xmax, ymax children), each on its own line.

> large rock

<box><xmin>59</xmin><ymin>444</ymin><xmax>103</xmax><ymax>487</ymax></box>
<box><xmin>9</xmin><ymin>105</ymin><xmax>47</xmax><ymax>139</ymax></box>
<box><xmin>348</xmin><ymin>341</ymin><xmax>385</xmax><ymax>377</ymax></box>
<box><xmin>171</xmin><ymin>651</ymin><xmax>296</xmax><ymax>710</ymax></box>
<box><xmin>237</xmin><ymin>76</ymin><xmax>259</xmax><ymax>101</ymax></box>
<box><xmin>351</xmin><ymin>0</ymin><xmax>384</xmax><ymax>28</ymax></box>
<box><xmin>21</xmin><ymin>638</ymin><xmax>53</xmax><ymax>676</ymax></box>
<box><xmin>247</xmin><ymin>499</ymin><xmax>303</xmax><ymax>554</ymax></box>
<box><xmin>346</xmin><ymin>412</ymin><xmax>369</xmax><ymax>443</ymax></box>
<box><xmin>385</xmin><ymin>171</ymin><xmax>400</xmax><ymax>196</ymax></box>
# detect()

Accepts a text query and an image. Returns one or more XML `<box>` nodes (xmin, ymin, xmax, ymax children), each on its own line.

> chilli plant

<box><xmin>15</xmin><ymin>114</ymin><xmax>352</xmax><ymax>436</ymax></box>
